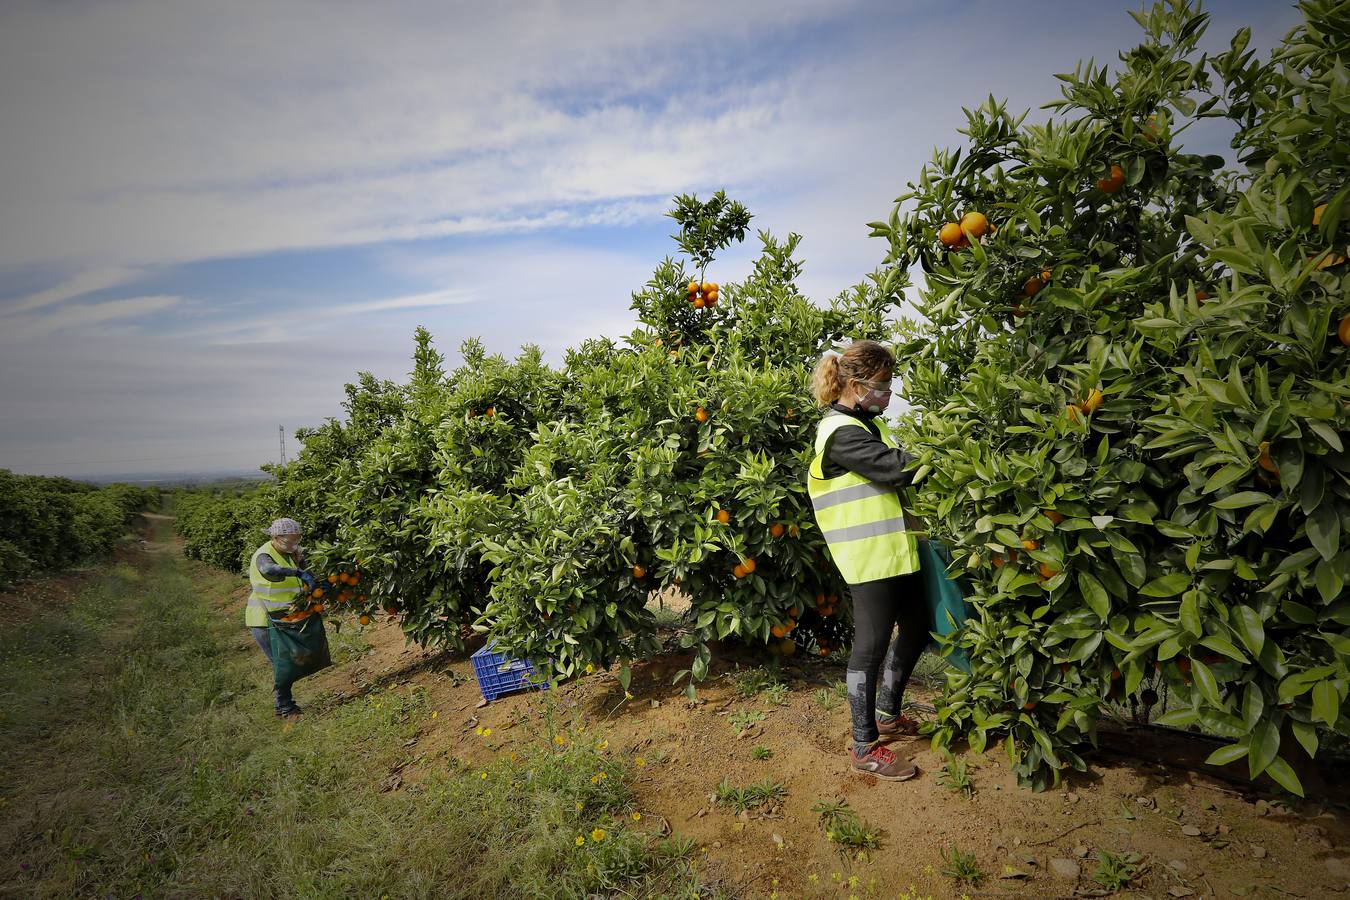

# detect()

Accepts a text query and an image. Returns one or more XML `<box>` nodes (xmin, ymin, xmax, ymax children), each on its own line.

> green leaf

<box><xmin>1312</xmin><ymin>679</ymin><xmax>1340</xmax><ymax>726</ymax></box>
<box><xmin>1205</xmin><ymin>742</ymin><xmax>1248</xmax><ymax>767</ymax></box>
<box><xmin>1179</xmin><ymin>590</ymin><xmax>1202</xmax><ymax>637</ymax></box>
<box><xmin>1191</xmin><ymin>658</ymin><xmax>1223</xmax><ymax>707</ymax></box>
<box><xmin>618</xmin><ymin>664</ymin><xmax>632</xmax><ymax>692</ymax></box>
<box><xmin>1309</xmin><ymin>504</ymin><xmax>1341</xmax><ymax>561</ymax></box>
<box><xmin>1263</xmin><ymin>756</ymin><xmax>1304</xmax><ymax>797</ymax></box>
<box><xmin>1211</xmin><ymin>491</ymin><xmax>1271</xmax><ymax>510</ymax></box>
<box><xmin>1140</xmin><ymin>573</ymin><xmax>1190</xmax><ymax>597</ymax></box>
<box><xmin>1308</xmin><ymin>420</ymin><xmax>1344</xmax><ymax>452</ymax></box>
<box><xmin>1233</xmin><ymin>606</ymin><xmax>1265</xmax><ymax>657</ymax></box>
<box><xmin>1242</xmin><ymin>683</ymin><xmax>1264</xmax><ymax>727</ymax></box>
<box><xmin>1155</xmin><ymin>708</ymin><xmax>1198</xmax><ymax>727</ymax></box>
<box><xmin>1291</xmin><ymin>720</ymin><xmax>1319</xmax><ymax>758</ymax></box>
<box><xmin>1248</xmin><ymin>720</ymin><xmax>1280</xmax><ymax>778</ymax></box>
<box><xmin>1078</xmin><ymin>571</ymin><xmax>1110</xmax><ymax>620</ymax></box>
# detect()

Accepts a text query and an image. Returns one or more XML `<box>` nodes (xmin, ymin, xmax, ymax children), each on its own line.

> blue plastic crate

<box><xmin>471</xmin><ymin>642</ymin><xmax>549</xmax><ymax>702</ymax></box>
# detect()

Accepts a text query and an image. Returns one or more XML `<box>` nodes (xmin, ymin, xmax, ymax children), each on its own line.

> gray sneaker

<box><xmin>849</xmin><ymin>742</ymin><xmax>917</xmax><ymax>780</ymax></box>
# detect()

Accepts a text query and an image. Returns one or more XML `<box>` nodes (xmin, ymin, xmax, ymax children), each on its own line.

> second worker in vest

<box><xmin>246</xmin><ymin>518</ymin><xmax>318</xmax><ymax>718</ymax></box>
<box><xmin>807</xmin><ymin>340</ymin><xmax>924</xmax><ymax>781</ymax></box>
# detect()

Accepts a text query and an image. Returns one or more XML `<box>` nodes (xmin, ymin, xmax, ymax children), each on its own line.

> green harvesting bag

<box><xmin>918</xmin><ymin>539</ymin><xmax>972</xmax><ymax>674</ymax></box>
<box><xmin>268</xmin><ymin>614</ymin><xmax>332</xmax><ymax>691</ymax></box>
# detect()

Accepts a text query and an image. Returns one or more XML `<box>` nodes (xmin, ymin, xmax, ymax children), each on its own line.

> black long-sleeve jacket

<box><xmin>819</xmin><ymin>403</ymin><xmax>918</xmax><ymax>487</ymax></box>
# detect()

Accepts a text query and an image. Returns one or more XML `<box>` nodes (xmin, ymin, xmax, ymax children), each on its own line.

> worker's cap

<box><xmin>263</xmin><ymin>518</ymin><xmax>303</xmax><ymax>536</ymax></box>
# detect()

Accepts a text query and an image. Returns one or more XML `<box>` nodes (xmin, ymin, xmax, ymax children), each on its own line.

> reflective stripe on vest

<box><xmin>807</xmin><ymin>412</ymin><xmax>919</xmax><ymax>584</ymax></box>
<box><xmin>246</xmin><ymin>541</ymin><xmax>303</xmax><ymax>627</ymax></box>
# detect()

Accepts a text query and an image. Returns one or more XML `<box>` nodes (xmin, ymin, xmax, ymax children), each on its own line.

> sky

<box><xmin>0</xmin><ymin>0</ymin><xmax>1300</xmax><ymax>480</ymax></box>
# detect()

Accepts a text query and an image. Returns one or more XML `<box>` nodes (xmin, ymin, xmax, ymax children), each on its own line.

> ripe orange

<box><xmin>359</xmin><ymin>614</ymin><xmax>371</xmax><ymax>625</ymax></box>
<box><xmin>1012</xmin><ymin>303</ymin><xmax>1029</xmax><ymax>318</ymax></box>
<box><xmin>1038</xmin><ymin>562</ymin><xmax>1059</xmax><ymax>579</ymax></box>
<box><xmin>312</xmin><ymin>587</ymin><xmax>325</xmax><ymax>599</ymax></box>
<box><xmin>693</xmin><ymin>297</ymin><xmax>706</xmax><ymax>309</ymax></box>
<box><xmin>1066</xmin><ymin>403</ymin><xmax>1083</xmax><ymax>422</ymax></box>
<box><xmin>1314</xmin><ymin>203</ymin><xmax>1328</xmax><ymax>226</ymax></box>
<box><xmin>654</xmin><ymin>338</ymin><xmax>663</xmax><ymax>347</ymax></box>
<box><xmin>1097</xmin><ymin>163</ymin><xmax>1125</xmax><ymax>193</ymax></box>
<box><xmin>743</xmin><ymin>558</ymin><xmax>757</xmax><ymax>574</ymax></box>
<box><xmin>716</xmin><ymin>509</ymin><xmax>730</xmax><ymax>525</ymax></box>
<box><xmin>695</xmin><ymin>407</ymin><xmax>709</xmax><ymax>423</ymax></box>
<box><xmin>486</xmin><ymin>406</ymin><xmax>495</xmax><ymax>417</ymax></box>
<box><xmin>820</xmin><ymin>606</ymin><xmax>834</xmax><ymax>617</ymax></box>
<box><xmin>732</xmin><ymin>564</ymin><xmax>747</xmax><ymax>579</ymax></box>
<box><xmin>1021</xmin><ymin>539</ymin><xmax>1039</xmax><ymax>551</ymax></box>
<box><xmin>959</xmin><ymin>211</ymin><xmax>989</xmax><ymax>239</ymax></box>
<box><xmin>312</xmin><ymin>603</ymin><xmax>324</xmax><ymax>613</ymax></box>
<box><xmin>632</xmin><ymin>564</ymin><xmax>646</xmax><ymax>579</ymax></box>
<box><xmin>1022</xmin><ymin>701</ymin><xmax>1038</xmax><ymax>711</ymax></box>
<box><xmin>1316</xmin><ymin>251</ymin><xmax>1348</xmax><ymax>269</ymax></box>
<box><xmin>991</xmin><ymin>555</ymin><xmax>1006</xmax><ymax>569</ymax></box>
<box><xmin>819</xmin><ymin>646</ymin><xmax>831</xmax><ymax>657</ymax></box>
<box><xmin>787</xmin><ymin>524</ymin><xmax>799</xmax><ymax>538</ymax></box>
<box><xmin>687</xmin><ymin>281</ymin><xmax>700</xmax><ymax>294</ymax></box>
<box><xmin>770</xmin><ymin>523</ymin><xmax>785</xmax><ymax>538</ymax></box>
<box><xmin>327</xmin><ymin>574</ymin><xmax>338</xmax><ymax>585</ymax></box>
<box><xmin>1083</xmin><ymin>388</ymin><xmax>1104</xmax><ymax>413</ymax></box>
<box><xmin>1338</xmin><ymin>314</ymin><xmax>1350</xmax><ymax>347</ymax></box>
<box><xmin>705</xmin><ymin>294</ymin><xmax>718</xmax><ymax>307</ymax></box>
<box><xmin>938</xmin><ymin>222</ymin><xmax>964</xmax><ymax>247</ymax></box>
<box><xmin>1257</xmin><ymin>441</ymin><xmax>1280</xmax><ymax>475</ymax></box>
<box><xmin>702</xmin><ymin>281</ymin><xmax>717</xmax><ymax>295</ymax></box>
<box><xmin>356</xmin><ymin>593</ymin><xmax>366</xmax><ymax>603</ymax></box>
<box><xmin>788</xmin><ymin>606</ymin><xmax>798</xmax><ymax>618</ymax></box>
<box><xmin>771</xmin><ymin>623</ymin><xmax>788</xmax><ymax>639</ymax></box>
<box><xmin>1043</xmin><ymin>510</ymin><xmax>1065</xmax><ymax>525</ymax></box>
<box><xmin>815</xmin><ymin>592</ymin><xmax>826</xmax><ymax>605</ymax></box>
<box><xmin>1022</xmin><ymin>274</ymin><xmax>1045</xmax><ymax>297</ymax></box>
<box><xmin>1194</xmin><ymin>289</ymin><xmax>1209</xmax><ymax>302</ymax></box>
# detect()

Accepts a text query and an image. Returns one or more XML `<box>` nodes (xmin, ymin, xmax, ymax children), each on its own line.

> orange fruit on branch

<box><xmin>732</xmin><ymin>564</ymin><xmax>747</xmax><ymax>579</ymax></box>
<box><xmin>715</xmin><ymin>509</ymin><xmax>730</xmax><ymax>525</ymax></box>
<box><xmin>1038</xmin><ymin>562</ymin><xmax>1059</xmax><ymax>579</ymax></box>
<box><xmin>771</xmin><ymin>624</ymin><xmax>788</xmax><ymax>639</ymax></box>
<box><xmin>695</xmin><ymin>407</ymin><xmax>709</xmax><ymax>423</ymax></box>
<box><xmin>1021</xmin><ymin>274</ymin><xmax>1046</xmax><ymax>297</ymax></box>
<box><xmin>632</xmin><ymin>564</ymin><xmax>646</xmax><ymax>579</ymax></box>
<box><xmin>1257</xmin><ymin>441</ymin><xmax>1280</xmax><ymax>476</ymax></box>
<box><xmin>959</xmin><ymin>211</ymin><xmax>989</xmax><ymax>239</ymax></box>
<box><xmin>769</xmin><ymin>523</ymin><xmax>785</xmax><ymax>538</ymax></box>
<box><xmin>938</xmin><ymin>222</ymin><xmax>964</xmax><ymax>247</ymax></box>
<box><xmin>693</xmin><ymin>297</ymin><xmax>706</xmax><ymax>309</ymax></box>
<box><xmin>1021</xmin><ymin>539</ymin><xmax>1040</xmax><ymax>551</ymax></box>
<box><xmin>1042</xmin><ymin>510</ymin><xmax>1065</xmax><ymax>525</ymax></box>
<box><xmin>701</xmin><ymin>281</ymin><xmax>717</xmax><ymax>294</ymax></box>
<box><xmin>1066</xmin><ymin>403</ymin><xmax>1083</xmax><ymax>422</ymax></box>
<box><xmin>687</xmin><ymin>281</ymin><xmax>700</xmax><ymax>295</ymax></box>
<box><xmin>1338</xmin><ymin>314</ymin><xmax>1350</xmax><ymax>348</ymax></box>
<box><xmin>1083</xmin><ymin>388</ymin><xmax>1104</xmax><ymax>413</ymax></box>
<box><xmin>1012</xmin><ymin>303</ymin><xmax>1029</xmax><ymax>318</ymax></box>
<box><xmin>327</xmin><ymin>574</ymin><xmax>339</xmax><ymax>584</ymax></box>
<box><xmin>1314</xmin><ymin>203</ymin><xmax>1328</xmax><ymax>226</ymax></box>
<box><xmin>743</xmin><ymin>558</ymin><xmax>756</xmax><ymax>574</ymax></box>
<box><xmin>1097</xmin><ymin>163</ymin><xmax>1125</xmax><ymax>194</ymax></box>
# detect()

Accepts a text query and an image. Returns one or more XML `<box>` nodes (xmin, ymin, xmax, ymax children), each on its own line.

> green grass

<box><xmin>713</xmin><ymin>777</ymin><xmax>786</xmax><ymax>815</ymax></box>
<box><xmin>810</xmin><ymin>798</ymin><xmax>883</xmax><ymax>850</ymax></box>
<box><xmin>0</xmin><ymin>521</ymin><xmax>708</xmax><ymax>899</ymax></box>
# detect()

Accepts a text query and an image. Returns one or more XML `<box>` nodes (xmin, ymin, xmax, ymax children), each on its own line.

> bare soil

<box><xmin>279</xmin><ymin>610</ymin><xmax>1350</xmax><ymax>899</ymax></box>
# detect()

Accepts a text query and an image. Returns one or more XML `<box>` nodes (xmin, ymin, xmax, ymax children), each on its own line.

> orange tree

<box><xmin>879</xmin><ymin>0</ymin><xmax>1348</xmax><ymax>792</ymax></box>
<box><xmin>475</xmin><ymin>194</ymin><xmax>897</xmax><ymax>687</ymax></box>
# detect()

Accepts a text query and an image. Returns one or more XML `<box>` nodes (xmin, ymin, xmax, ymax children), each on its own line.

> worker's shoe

<box><xmin>876</xmin><ymin>712</ymin><xmax>920</xmax><ymax>737</ymax></box>
<box><xmin>849</xmin><ymin>741</ymin><xmax>917</xmax><ymax>781</ymax></box>
<box><xmin>275</xmin><ymin>703</ymin><xmax>304</xmax><ymax>719</ymax></box>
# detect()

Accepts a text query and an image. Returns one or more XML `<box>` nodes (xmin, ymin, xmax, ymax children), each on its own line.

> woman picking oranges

<box><xmin>807</xmin><ymin>340</ymin><xmax>924</xmax><ymax>781</ymax></box>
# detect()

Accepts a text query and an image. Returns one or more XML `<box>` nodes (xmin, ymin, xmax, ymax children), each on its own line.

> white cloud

<box><xmin>1</xmin><ymin>294</ymin><xmax>182</xmax><ymax>339</ymax></box>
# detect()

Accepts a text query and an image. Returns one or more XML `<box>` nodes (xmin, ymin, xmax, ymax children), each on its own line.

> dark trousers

<box><xmin>249</xmin><ymin>626</ymin><xmax>294</xmax><ymax>709</ymax></box>
<box><xmin>845</xmin><ymin>571</ymin><xmax>927</xmax><ymax>743</ymax></box>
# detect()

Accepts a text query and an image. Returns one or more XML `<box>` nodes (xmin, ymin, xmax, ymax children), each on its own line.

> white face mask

<box><xmin>273</xmin><ymin>536</ymin><xmax>300</xmax><ymax>553</ymax></box>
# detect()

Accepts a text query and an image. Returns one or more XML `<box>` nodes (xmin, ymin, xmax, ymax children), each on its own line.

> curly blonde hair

<box><xmin>811</xmin><ymin>340</ymin><xmax>895</xmax><ymax>407</ymax></box>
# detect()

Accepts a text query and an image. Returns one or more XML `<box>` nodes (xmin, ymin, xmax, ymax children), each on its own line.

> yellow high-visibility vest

<box><xmin>807</xmin><ymin>412</ymin><xmax>920</xmax><ymax>584</ymax></box>
<box><xmin>245</xmin><ymin>541</ymin><xmax>302</xmax><ymax>627</ymax></box>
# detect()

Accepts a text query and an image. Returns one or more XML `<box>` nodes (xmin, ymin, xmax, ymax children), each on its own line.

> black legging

<box><xmin>846</xmin><ymin>571</ymin><xmax>928</xmax><ymax>743</ymax></box>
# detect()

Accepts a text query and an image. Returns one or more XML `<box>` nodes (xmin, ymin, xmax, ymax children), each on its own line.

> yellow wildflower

<box><xmin>475</xmin><ymin>726</ymin><xmax>484</xmax><ymax>735</ymax></box>
<box><xmin>598</xmin><ymin>739</ymin><xmax>608</xmax><ymax>751</ymax></box>
<box><xmin>554</xmin><ymin>734</ymin><xmax>567</xmax><ymax>746</ymax></box>
<box><xmin>634</xmin><ymin>756</ymin><xmax>646</xmax><ymax>767</ymax></box>
<box><xmin>631</xmin><ymin>812</ymin><xmax>641</xmax><ymax>821</ymax></box>
<box><xmin>575</xmin><ymin>836</ymin><xmax>585</xmax><ymax>846</ymax></box>
<box><xmin>431</xmin><ymin>711</ymin><xmax>438</xmax><ymax>719</ymax></box>
<box><xmin>482</xmin><ymin>727</ymin><xmax>492</xmax><ymax>736</ymax></box>
<box><xmin>576</xmin><ymin>801</ymin><xmax>584</xmax><ymax>811</ymax></box>
<box><xmin>591</xmin><ymin>828</ymin><xmax>606</xmax><ymax>842</ymax></box>
<box><xmin>585</xmin><ymin>663</ymin><xmax>595</xmax><ymax>674</ymax></box>
<box><xmin>480</xmin><ymin>771</ymin><xmax>487</xmax><ymax>779</ymax></box>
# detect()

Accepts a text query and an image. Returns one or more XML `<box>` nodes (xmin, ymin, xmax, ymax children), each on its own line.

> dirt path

<box><xmin>296</xmin><ymin>613</ymin><xmax>1350</xmax><ymax>898</ymax></box>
